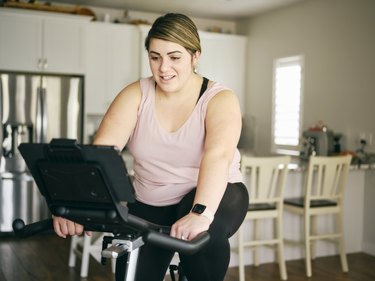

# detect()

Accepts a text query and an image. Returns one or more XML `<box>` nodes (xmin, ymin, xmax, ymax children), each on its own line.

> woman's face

<box><xmin>148</xmin><ymin>38</ymin><xmax>199</xmax><ymax>93</ymax></box>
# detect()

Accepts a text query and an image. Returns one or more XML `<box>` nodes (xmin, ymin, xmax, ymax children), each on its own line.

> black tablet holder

<box><xmin>12</xmin><ymin>139</ymin><xmax>209</xmax><ymax>281</ymax></box>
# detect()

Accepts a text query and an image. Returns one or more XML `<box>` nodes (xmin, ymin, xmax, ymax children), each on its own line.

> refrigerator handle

<box><xmin>41</xmin><ymin>87</ymin><xmax>48</xmax><ymax>143</ymax></box>
<box><xmin>36</xmin><ymin>87</ymin><xmax>47</xmax><ymax>143</ymax></box>
<box><xmin>0</xmin><ymin>77</ymin><xmax>3</xmax><ymax>162</ymax></box>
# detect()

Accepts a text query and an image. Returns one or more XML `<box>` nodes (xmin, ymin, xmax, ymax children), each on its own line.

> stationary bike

<box><xmin>12</xmin><ymin>139</ymin><xmax>210</xmax><ymax>281</ymax></box>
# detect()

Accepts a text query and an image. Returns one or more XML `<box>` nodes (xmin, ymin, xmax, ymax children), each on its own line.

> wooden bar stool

<box><xmin>284</xmin><ymin>155</ymin><xmax>352</xmax><ymax>277</ymax></box>
<box><xmin>69</xmin><ymin>232</ymin><xmax>115</xmax><ymax>277</ymax></box>
<box><xmin>237</xmin><ymin>155</ymin><xmax>291</xmax><ymax>281</ymax></box>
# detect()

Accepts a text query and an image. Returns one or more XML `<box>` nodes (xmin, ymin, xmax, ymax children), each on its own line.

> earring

<box><xmin>193</xmin><ymin>67</ymin><xmax>197</xmax><ymax>74</ymax></box>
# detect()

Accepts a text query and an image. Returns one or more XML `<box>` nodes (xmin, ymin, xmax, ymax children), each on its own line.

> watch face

<box><xmin>192</xmin><ymin>204</ymin><xmax>206</xmax><ymax>214</ymax></box>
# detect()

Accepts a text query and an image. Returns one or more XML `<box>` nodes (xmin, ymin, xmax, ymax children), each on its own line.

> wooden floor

<box><xmin>1</xmin><ymin>233</ymin><xmax>375</xmax><ymax>281</ymax></box>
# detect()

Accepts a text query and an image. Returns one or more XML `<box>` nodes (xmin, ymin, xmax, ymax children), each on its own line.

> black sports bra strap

<box><xmin>197</xmin><ymin>77</ymin><xmax>209</xmax><ymax>104</ymax></box>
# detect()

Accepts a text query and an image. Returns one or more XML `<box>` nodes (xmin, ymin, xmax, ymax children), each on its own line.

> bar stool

<box><xmin>284</xmin><ymin>155</ymin><xmax>352</xmax><ymax>277</ymax></box>
<box><xmin>69</xmin><ymin>232</ymin><xmax>115</xmax><ymax>277</ymax></box>
<box><xmin>237</xmin><ymin>155</ymin><xmax>291</xmax><ymax>281</ymax></box>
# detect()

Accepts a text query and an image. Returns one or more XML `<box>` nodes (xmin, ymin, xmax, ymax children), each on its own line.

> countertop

<box><xmin>240</xmin><ymin>150</ymin><xmax>375</xmax><ymax>172</ymax></box>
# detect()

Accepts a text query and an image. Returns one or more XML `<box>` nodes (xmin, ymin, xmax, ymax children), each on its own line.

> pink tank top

<box><xmin>127</xmin><ymin>77</ymin><xmax>243</xmax><ymax>206</ymax></box>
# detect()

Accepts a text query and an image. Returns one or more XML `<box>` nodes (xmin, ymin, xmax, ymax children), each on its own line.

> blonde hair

<box><xmin>145</xmin><ymin>13</ymin><xmax>201</xmax><ymax>55</ymax></box>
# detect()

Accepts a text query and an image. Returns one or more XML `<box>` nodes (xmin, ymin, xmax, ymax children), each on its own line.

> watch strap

<box><xmin>201</xmin><ymin>208</ymin><xmax>214</xmax><ymax>223</ymax></box>
<box><xmin>191</xmin><ymin>204</ymin><xmax>214</xmax><ymax>223</ymax></box>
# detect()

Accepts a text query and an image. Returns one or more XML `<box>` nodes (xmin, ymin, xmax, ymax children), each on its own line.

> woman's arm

<box><xmin>93</xmin><ymin>81</ymin><xmax>142</xmax><ymax>148</ymax></box>
<box><xmin>194</xmin><ymin>88</ymin><xmax>242</xmax><ymax>215</ymax></box>
<box><xmin>171</xmin><ymin>89</ymin><xmax>242</xmax><ymax>240</ymax></box>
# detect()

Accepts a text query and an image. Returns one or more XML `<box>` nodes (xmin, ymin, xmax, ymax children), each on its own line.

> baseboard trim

<box><xmin>362</xmin><ymin>242</ymin><xmax>375</xmax><ymax>256</ymax></box>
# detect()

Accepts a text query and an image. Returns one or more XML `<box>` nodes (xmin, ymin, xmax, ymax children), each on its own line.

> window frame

<box><xmin>271</xmin><ymin>55</ymin><xmax>304</xmax><ymax>155</ymax></box>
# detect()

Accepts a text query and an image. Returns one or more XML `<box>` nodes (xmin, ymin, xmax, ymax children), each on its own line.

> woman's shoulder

<box><xmin>207</xmin><ymin>79</ymin><xmax>231</xmax><ymax>92</ymax></box>
<box><xmin>120</xmin><ymin>77</ymin><xmax>153</xmax><ymax>94</ymax></box>
<box><xmin>110</xmin><ymin>80</ymin><xmax>143</xmax><ymax>109</ymax></box>
<box><xmin>139</xmin><ymin>76</ymin><xmax>155</xmax><ymax>89</ymax></box>
<box><xmin>201</xmin><ymin>79</ymin><xmax>240</xmax><ymax>112</ymax></box>
<box><xmin>203</xmin><ymin>79</ymin><xmax>235</xmax><ymax>102</ymax></box>
<box><xmin>117</xmin><ymin>80</ymin><xmax>141</xmax><ymax>97</ymax></box>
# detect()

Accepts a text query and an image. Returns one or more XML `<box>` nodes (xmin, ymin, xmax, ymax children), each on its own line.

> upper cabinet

<box><xmin>0</xmin><ymin>7</ymin><xmax>247</xmax><ymax>118</ymax></box>
<box><xmin>83</xmin><ymin>22</ymin><xmax>140</xmax><ymax>115</ymax></box>
<box><xmin>0</xmin><ymin>10</ymin><xmax>42</xmax><ymax>72</ymax></box>
<box><xmin>0</xmin><ymin>8</ymin><xmax>92</xmax><ymax>74</ymax></box>
<box><xmin>138</xmin><ymin>25</ymin><xmax>152</xmax><ymax>78</ymax></box>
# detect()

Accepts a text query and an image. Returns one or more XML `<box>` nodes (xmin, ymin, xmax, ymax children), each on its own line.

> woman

<box><xmin>53</xmin><ymin>13</ymin><xmax>249</xmax><ymax>281</ymax></box>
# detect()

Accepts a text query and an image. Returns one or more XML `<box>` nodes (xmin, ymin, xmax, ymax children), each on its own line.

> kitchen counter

<box><xmin>269</xmin><ymin>154</ymin><xmax>375</xmax><ymax>171</ymax></box>
<box><xmin>240</xmin><ymin>149</ymin><xmax>375</xmax><ymax>171</ymax></box>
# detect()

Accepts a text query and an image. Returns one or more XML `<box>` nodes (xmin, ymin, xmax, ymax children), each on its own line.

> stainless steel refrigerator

<box><xmin>0</xmin><ymin>71</ymin><xmax>84</xmax><ymax>233</ymax></box>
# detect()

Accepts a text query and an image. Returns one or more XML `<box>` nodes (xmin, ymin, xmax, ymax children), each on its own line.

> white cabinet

<box><xmin>41</xmin><ymin>16</ymin><xmax>89</xmax><ymax>74</ymax></box>
<box><xmin>139</xmin><ymin>25</ymin><xmax>152</xmax><ymax>78</ymax></box>
<box><xmin>83</xmin><ymin>22</ymin><xmax>140</xmax><ymax>115</ymax></box>
<box><xmin>0</xmin><ymin>10</ymin><xmax>42</xmax><ymax>72</ymax></box>
<box><xmin>0</xmin><ymin>8</ymin><xmax>91</xmax><ymax>74</ymax></box>
<box><xmin>198</xmin><ymin>31</ymin><xmax>247</xmax><ymax>114</ymax></box>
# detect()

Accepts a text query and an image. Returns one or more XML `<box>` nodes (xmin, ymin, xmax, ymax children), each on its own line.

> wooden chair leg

<box><xmin>273</xmin><ymin>218</ymin><xmax>278</xmax><ymax>264</ymax></box>
<box><xmin>80</xmin><ymin>234</ymin><xmax>92</xmax><ymax>278</ymax></box>
<box><xmin>238</xmin><ymin>226</ymin><xmax>246</xmax><ymax>281</ymax></box>
<box><xmin>304</xmin><ymin>213</ymin><xmax>312</xmax><ymax>277</ymax></box>
<box><xmin>253</xmin><ymin>219</ymin><xmax>259</xmax><ymax>267</ymax></box>
<box><xmin>276</xmin><ymin>215</ymin><xmax>287</xmax><ymax>280</ymax></box>
<box><xmin>337</xmin><ymin>212</ymin><xmax>349</xmax><ymax>272</ymax></box>
<box><xmin>277</xmin><ymin>241</ymin><xmax>287</xmax><ymax>280</ymax></box>
<box><xmin>68</xmin><ymin>235</ymin><xmax>79</xmax><ymax>268</ymax></box>
<box><xmin>311</xmin><ymin>215</ymin><xmax>317</xmax><ymax>260</ymax></box>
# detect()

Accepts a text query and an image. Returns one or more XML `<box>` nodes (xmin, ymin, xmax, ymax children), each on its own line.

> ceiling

<box><xmin>50</xmin><ymin>0</ymin><xmax>305</xmax><ymax>20</ymax></box>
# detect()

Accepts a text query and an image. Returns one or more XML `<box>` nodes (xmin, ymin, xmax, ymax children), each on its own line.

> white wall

<box><xmin>363</xmin><ymin>170</ymin><xmax>375</xmax><ymax>255</ymax></box>
<box><xmin>237</xmin><ymin>0</ymin><xmax>375</xmax><ymax>155</ymax></box>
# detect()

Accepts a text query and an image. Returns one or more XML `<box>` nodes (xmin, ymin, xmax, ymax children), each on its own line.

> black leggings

<box><xmin>128</xmin><ymin>182</ymin><xmax>249</xmax><ymax>281</ymax></box>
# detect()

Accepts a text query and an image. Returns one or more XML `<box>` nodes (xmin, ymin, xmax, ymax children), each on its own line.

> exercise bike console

<box><xmin>12</xmin><ymin>139</ymin><xmax>210</xmax><ymax>281</ymax></box>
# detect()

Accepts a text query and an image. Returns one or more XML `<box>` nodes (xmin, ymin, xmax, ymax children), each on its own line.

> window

<box><xmin>272</xmin><ymin>55</ymin><xmax>304</xmax><ymax>155</ymax></box>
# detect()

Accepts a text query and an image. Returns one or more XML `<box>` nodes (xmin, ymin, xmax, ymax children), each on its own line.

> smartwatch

<box><xmin>191</xmin><ymin>203</ymin><xmax>214</xmax><ymax>223</ymax></box>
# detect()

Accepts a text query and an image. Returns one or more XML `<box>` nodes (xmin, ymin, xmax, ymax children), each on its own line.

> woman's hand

<box><xmin>52</xmin><ymin>216</ymin><xmax>91</xmax><ymax>238</ymax></box>
<box><xmin>170</xmin><ymin>213</ymin><xmax>210</xmax><ymax>241</ymax></box>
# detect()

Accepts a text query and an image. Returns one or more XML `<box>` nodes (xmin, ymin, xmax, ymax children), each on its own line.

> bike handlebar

<box><xmin>12</xmin><ymin>217</ymin><xmax>210</xmax><ymax>255</ymax></box>
<box><xmin>13</xmin><ymin>218</ymin><xmax>53</xmax><ymax>237</ymax></box>
<box><xmin>143</xmin><ymin>230</ymin><xmax>210</xmax><ymax>255</ymax></box>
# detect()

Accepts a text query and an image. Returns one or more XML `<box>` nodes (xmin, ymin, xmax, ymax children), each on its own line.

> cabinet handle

<box><xmin>37</xmin><ymin>58</ymin><xmax>43</xmax><ymax>69</ymax></box>
<box><xmin>43</xmin><ymin>58</ymin><xmax>48</xmax><ymax>69</ymax></box>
